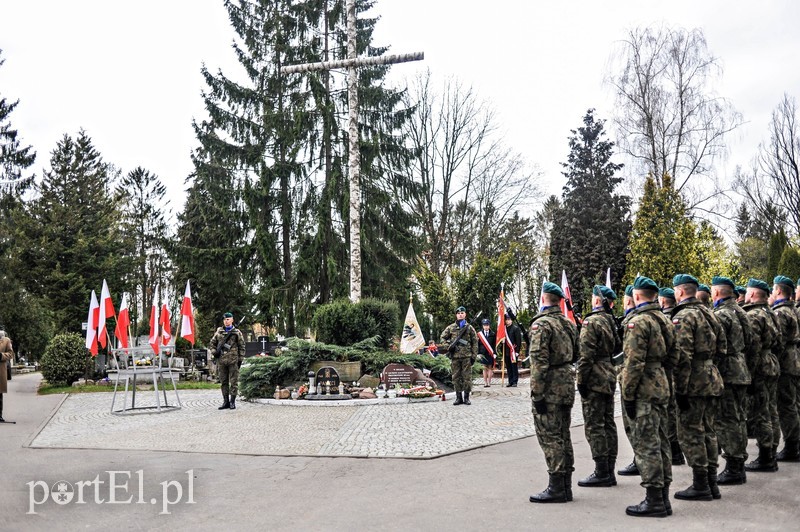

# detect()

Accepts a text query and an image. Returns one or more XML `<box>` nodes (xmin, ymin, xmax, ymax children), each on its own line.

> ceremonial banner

<box><xmin>400</xmin><ymin>299</ymin><xmax>426</xmax><ymax>354</ymax></box>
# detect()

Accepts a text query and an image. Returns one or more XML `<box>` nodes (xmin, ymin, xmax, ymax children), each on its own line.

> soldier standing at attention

<box><xmin>440</xmin><ymin>306</ymin><xmax>478</xmax><ymax>406</ymax></box>
<box><xmin>658</xmin><ymin>287</ymin><xmax>684</xmax><ymax>466</ymax></box>
<box><xmin>529</xmin><ymin>282</ymin><xmax>579</xmax><ymax>504</ymax></box>
<box><xmin>710</xmin><ymin>276</ymin><xmax>753</xmax><ymax>485</ymax></box>
<box><xmin>771</xmin><ymin>276</ymin><xmax>800</xmax><ymax>461</ymax></box>
<box><xmin>618</xmin><ymin>285</ymin><xmax>641</xmax><ymax>477</ymax></box>
<box><xmin>622</xmin><ymin>276</ymin><xmax>676</xmax><ymax>518</ymax></box>
<box><xmin>671</xmin><ymin>274</ymin><xmax>725</xmax><ymax>501</ymax></box>
<box><xmin>209</xmin><ymin>312</ymin><xmax>246</xmax><ymax>410</ymax></box>
<box><xmin>743</xmin><ymin>278</ymin><xmax>781</xmax><ymax>472</ymax></box>
<box><xmin>697</xmin><ymin>284</ymin><xmax>712</xmax><ymax>308</ymax></box>
<box><xmin>577</xmin><ymin>285</ymin><xmax>620</xmax><ymax>488</ymax></box>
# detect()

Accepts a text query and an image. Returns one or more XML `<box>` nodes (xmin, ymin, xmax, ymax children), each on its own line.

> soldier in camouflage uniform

<box><xmin>671</xmin><ymin>274</ymin><xmax>726</xmax><ymax>501</ymax></box>
<box><xmin>697</xmin><ymin>284</ymin><xmax>712</xmax><ymax>308</ymax></box>
<box><xmin>771</xmin><ymin>276</ymin><xmax>800</xmax><ymax>461</ymax></box>
<box><xmin>743</xmin><ymin>278</ymin><xmax>781</xmax><ymax>472</ymax></box>
<box><xmin>659</xmin><ymin>287</ymin><xmax>684</xmax><ymax>466</ymax></box>
<box><xmin>529</xmin><ymin>282</ymin><xmax>579</xmax><ymax>504</ymax></box>
<box><xmin>735</xmin><ymin>286</ymin><xmax>747</xmax><ymax>305</ymax></box>
<box><xmin>622</xmin><ymin>276</ymin><xmax>676</xmax><ymax>518</ymax></box>
<box><xmin>208</xmin><ymin>312</ymin><xmax>246</xmax><ymax>410</ymax></box>
<box><xmin>618</xmin><ymin>285</ymin><xmax>641</xmax><ymax>477</ymax></box>
<box><xmin>710</xmin><ymin>276</ymin><xmax>753</xmax><ymax>485</ymax></box>
<box><xmin>577</xmin><ymin>285</ymin><xmax>620</xmax><ymax>488</ymax></box>
<box><xmin>440</xmin><ymin>306</ymin><xmax>478</xmax><ymax>406</ymax></box>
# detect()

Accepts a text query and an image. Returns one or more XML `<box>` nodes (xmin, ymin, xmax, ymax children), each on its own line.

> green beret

<box><xmin>697</xmin><ymin>283</ymin><xmax>711</xmax><ymax>294</ymax></box>
<box><xmin>747</xmin><ymin>278</ymin><xmax>770</xmax><ymax>293</ymax></box>
<box><xmin>774</xmin><ymin>275</ymin><xmax>795</xmax><ymax>290</ymax></box>
<box><xmin>542</xmin><ymin>281</ymin><xmax>565</xmax><ymax>299</ymax></box>
<box><xmin>658</xmin><ymin>287</ymin><xmax>675</xmax><ymax>299</ymax></box>
<box><xmin>223</xmin><ymin>312</ymin><xmax>233</xmax><ymax>318</ymax></box>
<box><xmin>735</xmin><ymin>285</ymin><xmax>746</xmax><ymax>296</ymax></box>
<box><xmin>593</xmin><ymin>285</ymin><xmax>617</xmax><ymax>300</ymax></box>
<box><xmin>673</xmin><ymin>273</ymin><xmax>699</xmax><ymax>287</ymax></box>
<box><xmin>624</xmin><ymin>284</ymin><xmax>634</xmax><ymax>297</ymax></box>
<box><xmin>455</xmin><ymin>306</ymin><xmax>467</xmax><ymax>313</ymax></box>
<box><xmin>711</xmin><ymin>276</ymin><xmax>734</xmax><ymax>288</ymax></box>
<box><xmin>634</xmin><ymin>276</ymin><xmax>659</xmax><ymax>292</ymax></box>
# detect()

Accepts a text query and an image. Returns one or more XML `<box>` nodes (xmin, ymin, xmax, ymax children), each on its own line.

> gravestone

<box><xmin>305</xmin><ymin>365</ymin><xmax>351</xmax><ymax>401</ymax></box>
<box><xmin>381</xmin><ymin>363</ymin><xmax>435</xmax><ymax>388</ymax></box>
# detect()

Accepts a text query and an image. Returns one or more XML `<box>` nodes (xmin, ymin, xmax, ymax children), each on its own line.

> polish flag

<box><xmin>160</xmin><ymin>304</ymin><xmax>172</xmax><ymax>345</ymax></box>
<box><xmin>85</xmin><ymin>291</ymin><xmax>100</xmax><ymax>356</ymax></box>
<box><xmin>98</xmin><ymin>279</ymin><xmax>116</xmax><ymax>348</ymax></box>
<box><xmin>148</xmin><ymin>286</ymin><xmax>160</xmax><ymax>355</ymax></box>
<box><xmin>180</xmin><ymin>280</ymin><xmax>195</xmax><ymax>345</ymax></box>
<box><xmin>560</xmin><ymin>270</ymin><xmax>577</xmax><ymax>325</ymax></box>
<box><xmin>114</xmin><ymin>293</ymin><xmax>130</xmax><ymax>349</ymax></box>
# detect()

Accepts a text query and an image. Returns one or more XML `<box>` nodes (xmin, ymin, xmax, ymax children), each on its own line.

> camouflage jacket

<box><xmin>440</xmin><ymin>321</ymin><xmax>478</xmax><ymax>360</ymax></box>
<box><xmin>621</xmin><ymin>302</ymin><xmax>675</xmax><ymax>404</ymax></box>
<box><xmin>577</xmin><ymin>309</ymin><xmax>618</xmax><ymax>395</ymax></box>
<box><xmin>672</xmin><ymin>298</ymin><xmax>724</xmax><ymax>397</ymax></box>
<box><xmin>209</xmin><ymin>326</ymin><xmax>246</xmax><ymax>365</ymax></box>
<box><xmin>713</xmin><ymin>298</ymin><xmax>752</xmax><ymax>385</ymax></box>
<box><xmin>772</xmin><ymin>300</ymin><xmax>800</xmax><ymax>376</ymax></box>
<box><xmin>529</xmin><ymin>306</ymin><xmax>578</xmax><ymax>405</ymax></box>
<box><xmin>615</xmin><ymin>309</ymin><xmax>636</xmax><ymax>382</ymax></box>
<box><xmin>743</xmin><ymin>303</ymin><xmax>780</xmax><ymax>378</ymax></box>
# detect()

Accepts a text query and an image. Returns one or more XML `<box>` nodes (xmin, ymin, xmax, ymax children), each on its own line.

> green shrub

<box><xmin>41</xmin><ymin>333</ymin><xmax>91</xmax><ymax>386</ymax></box>
<box><xmin>238</xmin><ymin>336</ymin><xmax>453</xmax><ymax>399</ymax></box>
<box><xmin>312</xmin><ymin>298</ymin><xmax>400</xmax><ymax>347</ymax></box>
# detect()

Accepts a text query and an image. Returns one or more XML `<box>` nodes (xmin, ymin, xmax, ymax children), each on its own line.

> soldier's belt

<box><xmin>692</xmin><ymin>352</ymin><xmax>712</xmax><ymax>361</ymax></box>
<box><xmin>691</xmin><ymin>359</ymin><xmax>713</xmax><ymax>368</ymax></box>
<box><xmin>549</xmin><ymin>361</ymin><xmax>571</xmax><ymax>368</ymax></box>
<box><xmin>644</xmin><ymin>361</ymin><xmax>662</xmax><ymax>369</ymax></box>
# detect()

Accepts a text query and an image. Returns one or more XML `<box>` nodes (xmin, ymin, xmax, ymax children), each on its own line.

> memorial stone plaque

<box><xmin>315</xmin><ymin>366</ymin><xmax>341</xmax><ymax>394</ymax></box>
<box><xmin>382</xmin><ymin>363</ymin><xmax>417</xmax><ymax>387</ymax></box>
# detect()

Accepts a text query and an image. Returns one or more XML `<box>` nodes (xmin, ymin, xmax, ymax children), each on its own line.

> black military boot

<box><xmin>463</xmin><ymin>392</ymin><xmax>471</xmax><ymax>405</ymax></box>
<box><xmin>618</xmin><ymin>460</ymin><xmax>640</xmax><ymax>476</ymax></box>
<box><xmin>776</xmin><ymin>439</ymin><xmax>800</xmax><ymax>462</ymax></box>
<box><xmin>745</xmin><ymin>446</ymin><xmax>777</xmax><ymax>472</ymax></box>
<box><xmin>674</xmin><ymin>467</ymin><xmax>712</xmax><ymax>501</ymax></box>
<box><xmin>607</xmin><ymin>458</ymin><xmax>618</xmax><ymax>486</ymax></box>
<box><xmin>218</xmin><ymin>393</ymin><xmax>230</xmax><ymax>410</ymax></box>
<box><xmin>229</xmin><ymin>395</ymin><xmax>236</xmax><ymax>410</ymax></box>
<box><xmin>717</xmin><ymin>457</ymin><xmax>745</xmax><ymax>485</ymax></box>
<box><xmin>564</xmin><ymin>471</ymin><xmax>573</xmax><ymax>501</ymax></box>
<box><xmin>529</xmin><ymin>473</ymin><xmax>567</xmax><ymax>503</ymax></box>
<box><xmin>670</xmin><ymin>440</ymin><xmax>685</xmax><ymax>465</ymax></box>
<box><xmin>453</xmin><ymin>392</ymin><xmax>464</xmax><ymax>406</ymax></box>
<box><xmin>625</xmin><ymin>486</ymin><xmax>668</xmax><ymax>518</ymax></box>
<box><xmin>707</xmin><ymin>465</ymin><xmax>721</xmax><ymax>499</ymax></box>
<box><xmin>772</xmin><ymin>445</ymin><xmax>780</xmax><ymax>471</ymax></box>
<box><xmin>662</xmin><ymin>483</ymin><xmax>672</xmax><ymax>516</ymax></box>
<box><xmin>578</xmin><ymin>458</ymin><xmax>615</xmax><ymax>487</ymax></box>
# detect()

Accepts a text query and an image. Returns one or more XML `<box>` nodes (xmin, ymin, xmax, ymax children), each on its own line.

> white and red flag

<box><xmin>114</xmin><ymin>292</ymin><xmax>130</xmax><ymax>349</ymax></box>
<box><xmin>98</xmin><ymin>279</ymin><xmax>116</xmax><ymax>348</ymax></box>
<box><xmin>148</xmin><ymin>285</ymin><xmax>160</xmax><ymax>355</ymax></box>
<box><xmin>160</xmin><ymin>304</ymin><xmax>172</xmax><ymax>346</ymax></box>
<box><xmin>560</xmin><ymin>270</ymin><xmax>577</xmax><ymax>325</ymax></box>
<box><xmin>85</xmin><ymin>290</ymin><xmax>100</xmax><ymax>356</ymax></box>
<box><xmin>606</xmin><ymin>268</ymin><xmax>612</xmax><ymax>289</ymax></box>
<box><xmin>496</xmin><ymin>288</ymin><xmax>517</xmax><ymax>363</ymax></box>
<box><xmin>180</xmin><ymin>280</ymin><xmax>196</xmax><ymax>345</ymax></box>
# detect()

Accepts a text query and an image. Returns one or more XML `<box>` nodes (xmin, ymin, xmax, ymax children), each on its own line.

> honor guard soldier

<box><xmin>440</xmin><ymin>306</ymin><xmax>478</xmax><ymax>406</ymax></box>
<box><xmin>771</xmin><ymin>276</ymin><xmax>800</xmax><ymax>461</ymax></box>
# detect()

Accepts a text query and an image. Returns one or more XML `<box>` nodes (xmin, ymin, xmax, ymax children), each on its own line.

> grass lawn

<box><xmin>38</xmin><ymin>381</ymin><xmax>221</xmax><ymax>395</ymax></box>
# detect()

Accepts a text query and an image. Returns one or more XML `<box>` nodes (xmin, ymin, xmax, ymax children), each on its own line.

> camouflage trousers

<box><xmin>777</xmin><ymin>373</ymin><xmax>800</xmax><ymax>443</ymax></box>
<box><xmin>751</xmin><ymin>376</ymin><xmax>780</xmax><ymax>449</ymax></box>
<box><xmin>631</xmin><ymin>401</ymin><xmax>672</xmax><ymax>489</ymax></box>
<box><xmin>716</xmin><ymin>384</ymin><xmax>748</xmax><ymax>460</ymax></box>
<box><xmin>666</xmin><ymin>383</ymin><xmax>679</xmax><ymax>443</ymax></box>
<box><xmin>450</xmin><ymin>357</ymin><xmax>473</xmax><ymax>393</ymax></box>
<box><xmin>534</xmin><ymin>404</ymin><xmax>574</xmax><ymax>474</ymax></box>
<box><xmin>677</xmin><ymin>396</ymin><xmax>719</xmax><ymax>469</ymax></box>
<box><xmin>219</xmin><ymin>361</ymin><xmax>240</xmax><ymax>398</ymax></box>
<box><xmin>581</xmin><ymin>391</ymin><xmax>618</xmax><ymax>461</ymax></box>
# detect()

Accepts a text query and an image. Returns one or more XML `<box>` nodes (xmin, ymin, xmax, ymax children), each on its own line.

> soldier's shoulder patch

<box><xmin>582</xmin><ymin>319</ymin><xmax>589</xmax><ymax>325</ymax></box>
<box><xmin>672</xmin><ymin>318</ymin><xmax>680</xmax><ymax>324</ymax></box>
<box><xmin>531</xmin><ymin>324</ymin><xmax>540</xmax><ymax>330</ymax></box>
<box><xmin>627</xmin><ymin>323</ymin><xmax>635</xmax><ymax>329</ymax></box>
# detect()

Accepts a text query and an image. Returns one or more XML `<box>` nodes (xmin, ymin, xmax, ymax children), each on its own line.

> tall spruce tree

<box><xmin>777</xmin><ymin>245</ymin><xmax>800</xmax><ymax>283</ymax></box>
<box><xmin>19</xmin><ymin>131</ymin><xmax>127</xmax><ymax>333</ymax></box>
<box><xmin>549</xmin><ymin>109</ymin><xmax>631</xmax><ymax>311</ymax></box>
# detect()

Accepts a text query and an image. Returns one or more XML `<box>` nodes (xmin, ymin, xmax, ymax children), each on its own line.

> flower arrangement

<box><xmin>397</xmin><ymin>385</ymin><xmax>438</xmax><ymax>399</ymax></box>
<box><xmin>296</xmin><ymin>384</ymin><xmax>308</xmax><ymax>399</ymax></box>
<box><xmin>135</xmin><ymin>357</ymin><xmax>153</xmax><ymax>366</ymax></box>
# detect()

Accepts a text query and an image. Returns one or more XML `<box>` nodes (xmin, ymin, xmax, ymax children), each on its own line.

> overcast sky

<box><xmin>1</xmin><ymin>0</ymin><xmax>798</xmax><ymax>221</ymax></box>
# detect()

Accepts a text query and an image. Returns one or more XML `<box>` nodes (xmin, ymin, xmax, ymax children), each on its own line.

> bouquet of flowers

<box><xmin>398</xmin><ymin>385</ymin><xmax>436</xmax><ymax>398</ymax></box>
<box><xmin>297</xmin><ymin>384</ymin><xmax>308</xmax><ymax>399</ymax></box>
<box><xmin>135</xmin><ymin>357</ymin><xmax>153</xmax><ymax>366</ymax></box>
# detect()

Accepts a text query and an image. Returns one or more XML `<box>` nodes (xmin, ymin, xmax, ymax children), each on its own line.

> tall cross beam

<box><xmin>281</xmin><ymin>0</ymin><xmax>423</xmax><ymax>302</ymax></box>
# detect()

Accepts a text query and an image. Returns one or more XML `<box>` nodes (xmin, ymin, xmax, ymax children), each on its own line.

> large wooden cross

<box><xmin>281</xmin><ymin>0</ymin><xmax>423</xmax><ymax>302</ymax></box>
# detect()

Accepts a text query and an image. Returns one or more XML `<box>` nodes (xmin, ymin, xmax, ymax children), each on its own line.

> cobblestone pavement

<box><xmin>30</xmin><ymin>377</ymin><xmax>621</xmax><ymax>458</ymax></box>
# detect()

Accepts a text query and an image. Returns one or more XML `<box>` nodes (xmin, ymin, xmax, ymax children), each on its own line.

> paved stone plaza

<box><xmin>30</xmin><ymin>377</ymin><xmax>615</xmax><ymax>458</ymax></box>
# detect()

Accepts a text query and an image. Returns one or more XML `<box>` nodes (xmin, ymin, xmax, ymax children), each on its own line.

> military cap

<box><xmin>634</xmin><ymin>276</ymin><xmax>659</xmax><ymax>292</ymax></box>
<box><xmin>481</xmin><ymin>318</ymin><xmax>490</xmax><ymax>325</ymax></box>
<box><xmin>542</xmin><ymin>281</ymin><xmax>565</xmax><ymax>299</ymax></box>
<box><xmin>774</xmin><ymin>275</ymin><xmax>796</xmax><ymax>290</ymax></box>
<box><xmin>746</xmin><ymin>278</ymin><xmax>770</xmax><ymax>294</ymax></box>
<box><xmin>624</xmin><ymin>284</ymin><xmax>634</xmax><ymax>297</ymax></box>
<box><xmin>697</xmin><ymin>283</ymin><xmax>711</xmax><ymax>294</ymax></box>
<box><xmin>735</xmin><ymin>285</ymin><xmax>746</xmax><ymax>296</ymax></box>
<box><xmin>711</xmin><ymin>276</ymin><xmax>734</xmax><ymax>288</ymax></box>
<box><xmin>593</xmin><ymin>285</ymin><xmax>617</xmax><ymax>300</ymax></box>
<box><xmin>672</xmin><ymin>273</ymin><xmax>699</xmax><ymax>287</ymax></box>
<box><xmin>223</xmin><ymin>312</ymin><xmax>233</xmax><ymax>318</ymax></box>
<box><xmin>658</xmin><ymin>287</ymin><xmax>675</xmax><ymax>299</ymax></box>
<box><xmin>455</xmin><ymin>306</ymin><xmax>467</xmax><ymax>313</ymax></box>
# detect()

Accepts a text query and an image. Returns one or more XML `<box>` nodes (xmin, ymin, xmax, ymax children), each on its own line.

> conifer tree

<box><xmin>767</xmin><ymin>229</ymin><xmax>788</xmax><ymax>282</ymax></box>
<box><xmin>777</xmin><ymin>245</ymin><xmax>800</xmax><ymax>283</ymax></box>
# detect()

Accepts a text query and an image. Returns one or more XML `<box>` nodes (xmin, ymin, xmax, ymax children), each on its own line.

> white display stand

<box><xmin>109</xmin><ymin>345</ymin><xmax>182</xmax><ymax>414</ymax></box>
